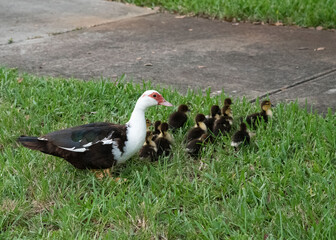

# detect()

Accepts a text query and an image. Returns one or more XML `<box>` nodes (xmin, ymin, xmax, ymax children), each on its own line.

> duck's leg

<box><xmin>103</xmin><ymin>168</ymin><xmax>112</xmax><ymax>177</ymax></box>
<box><xmin>91</xmin><ymin>167</ymin><xmax>126</xmax><ymax>182</ymax></box>
<box><xmin>91</xmin><ymin>168</ymin><xmax>112</xmax><ymax>179</ymax></box>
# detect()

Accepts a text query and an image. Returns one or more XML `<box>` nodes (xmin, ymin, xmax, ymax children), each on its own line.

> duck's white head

<box><xmin>136</xmin><ymin>90</ymin><xmax>173</xmax><ymax>109</ymax></box>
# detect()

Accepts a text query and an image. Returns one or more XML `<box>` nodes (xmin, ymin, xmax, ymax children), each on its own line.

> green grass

<box><xmin>122</xmin><ymin>0</ymin><xmax>336</xmax><ymax>28</ymax></box>
<box><xmin>1</xmin><ymin>67</ymin><xmax>336</xmax><ymax>239</ymax></box>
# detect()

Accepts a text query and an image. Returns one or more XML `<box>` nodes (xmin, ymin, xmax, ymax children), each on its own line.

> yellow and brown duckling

<box><xmin>168</xmin><ymin>104</ymin><xmax>190</xmax><ymax>130</ymax></box>
<box><xmin>155</xmin><ymin>122</ymin><xmax>173</xmax><ymax>157</ymax></box>
<box><xmin>139</xmin><ymin>131</ymin><xmax>157</xmax><ymax>162</ymax></box>
<box><xmin>146</xmin><ymin>119</ymin><xmax>152</xmax><ymax>132</ymax></box>
<box><xmin>186</xmin><ymin>133</ymin><xmax>210</xmax><ymax>157</ymax></box>
<box><xmin>186</xmin><ymin>114</ymin><xmax>207</xmax><ymax>143</ymax></box>
<box><xmin>213</xmin><ymin>105</ymin><xmax>233</xmax><ymax>137</ymax></box>
<box><xmin>204</xmin><ymin>105</ymin><xmax>221</xmax><ymax>132</ymax></box>
<box><xmin>231</xmin><ymin>122</ymin><xmax>251</xmax><ymax>150</ymax></box>
<box><xmin>152</xmin><ymin>120</ymin><xmax>161</xmax><ymax>141</ymax></box>
<box><xmin>246</xmin><ymin>100</ymin><xmax>272</xmax><ymax>128</ymax></box>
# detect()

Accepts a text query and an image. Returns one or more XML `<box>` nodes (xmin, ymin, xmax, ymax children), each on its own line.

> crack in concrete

<box><xmin>250</xmin><ymin>68</ymin><xmax>336</xmax><ymax>103</ymax></box>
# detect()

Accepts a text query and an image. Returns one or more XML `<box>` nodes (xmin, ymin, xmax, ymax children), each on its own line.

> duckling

<box><xmin>224</xmin><ymin>98</ymin><xmax>232</xmax><ymax>107</ymax></box>
<box><xmin>204</xmin><ymin>105</ymin><xmax>221</xmax><ymax>132</ymax></box>
<box><xmin>231</xmin><ymin>123</ymin><xmax>251</xmax><ymax>150</ymax></box>
<box><xmin>168</xmin><ymin>104</ymin><xmax>189</xmax><ymax>130</ymax></box>
<box><xmin>222</xmin><ymin>105</ymin><xmax>233</xmax><ymax>122</ymax></box>
<box><xmin>213</xmin><ymin>105</ymin><xmax>233</xmax><ymax>136</ymax></box>
<box><xmin>213</xmin><ymin>115</ymin><xmax>231</xmax><ymax>137</ymax></box>
<box><xmin>186</xmin><ymin>134</ymin><xmax>210</xmax><ymax>157</ymax></box>
<box><xmin>155</xmin><ymin>122</ymin><xmax>173</xmax><ymax>157</ymax></box>
<box><xmin>146</xmin><ymin>119</ymin><xmax>152</xmax><ymax>132</ymax></box>
<box><xmin>139</xmin><ymin>131</ymin><xmax>157</xmax><ymax>161</ymax></box>
<box><xmin>246</xmin><ymin>100</ymin><xmax>272</xmax><ymax>128</ymax></box>
<box><xmin>152</xmin><ymin>120</ymin><xmax>161</xmax><ymax>141</ymax></box>
<box><xmin>186</xmin><ymin>114</ymin><xmax>207</xmax><ymax>143</ymax></box>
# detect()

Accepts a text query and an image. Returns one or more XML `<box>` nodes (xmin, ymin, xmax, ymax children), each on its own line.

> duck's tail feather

<box><xmin>17</xmin><ymin>135</ymin><xmax>48</xmax><ymax>152</ymax></box>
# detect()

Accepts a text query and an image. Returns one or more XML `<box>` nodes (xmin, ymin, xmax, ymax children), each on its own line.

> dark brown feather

<box><xmin>17</xmin><ymin>122</ymin><xmax>127</xmax><ymax>169</ymax></box>
<box><xmin>168</xmin><ymin>104</ymin><xmax>189</xmax><ymax>130</ymax></box>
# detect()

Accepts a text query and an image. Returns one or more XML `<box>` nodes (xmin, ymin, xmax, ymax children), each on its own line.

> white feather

<box><xmin>231</xmin><ymin>141</ymin><xmax>240</xmax><ymax>147</ymax></box>
<box><xmin>82</xmin><ymin>142</ymin><xmax>93</xmax><ymax>147</ymax></box>
<box><xmin>58</xmin><ymin>146</ymin><xmax>88</xmax><ymax>152</ymax></box>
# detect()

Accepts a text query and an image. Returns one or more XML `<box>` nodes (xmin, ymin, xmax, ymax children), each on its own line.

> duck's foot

<box><xmin>92</xmin><ymin>168</ymin><xmax>112</xmax><ymax>180</ymax></box>
<box><xmin>91</xmin><ymin>169</ymin><xmax>127</xmax><ymax>182</ymax></box>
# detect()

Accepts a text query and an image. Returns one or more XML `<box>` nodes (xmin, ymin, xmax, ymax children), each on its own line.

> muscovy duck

<box><xmin>18</xmin><ymin>90</ymin><xmax>172</xmax><ymax>173</ymax></box>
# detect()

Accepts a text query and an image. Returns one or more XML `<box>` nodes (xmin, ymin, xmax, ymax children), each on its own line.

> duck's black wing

<box><xmin>18</xmin><ymin>122</ymin><xmax>127</xmax><ymax>169</ymax></box>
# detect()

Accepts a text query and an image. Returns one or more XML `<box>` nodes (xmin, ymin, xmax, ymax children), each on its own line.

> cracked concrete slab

<box><xmin>271</xmin><ymin>71</ymin><xmax>336</xmax><ymax>114</ymax></box>
<box><xmin>1</xmin><ymin>6</ymin><xmax>336</xmax><ymax>113</ymax></box>
<box><xmin>0</xmin><ymin>0</ymin><xmax>155</xmax><ymax>44</ymax></box>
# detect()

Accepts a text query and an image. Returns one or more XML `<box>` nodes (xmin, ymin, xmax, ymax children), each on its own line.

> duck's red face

<box><xmin>148</xmin><ymin>92</ymin><xmax>173</xmax><ymax>106</ymax></box>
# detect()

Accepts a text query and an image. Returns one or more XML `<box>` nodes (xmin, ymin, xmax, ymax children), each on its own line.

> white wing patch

<box><xmin>58</xmin><ymin>146</ymin><xmax>88</xmax><ymax>152</ymax></box>
<box><xmin>82</xmin><ymin>142</ymin><xmax>93</xmax><ymax>147</ymax></box>
<box><xmin>38</xmin><ymin>137</ymin><xmax>48</xmax><ymax>141</ymax></box>
<box><xmin>101</xmin><ymin>138</ymin><xmax>113</xmax><ymax>145</ymax></box>
<box><xmin>58</xmin><ymin>131</ymin><xmax>117</xmax><ymax>153</ymax></box>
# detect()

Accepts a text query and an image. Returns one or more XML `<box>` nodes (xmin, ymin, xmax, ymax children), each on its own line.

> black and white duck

<box><xmin>18</xmin><ymin>90</ymin><xmax>172</xmax><ymax>177</ymax></box>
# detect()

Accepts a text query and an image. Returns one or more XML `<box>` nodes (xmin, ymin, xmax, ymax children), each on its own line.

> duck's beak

<box><xmin>159</xmin><ymin>98</ymin><xmax>173</xmax><ymax>107</ymax></box>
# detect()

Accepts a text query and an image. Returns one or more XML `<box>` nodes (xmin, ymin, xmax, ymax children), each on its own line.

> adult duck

<box><xmin>18</xmin><ymin>90</ymin><xmax>172</xmax><ymax>175</ymax></box>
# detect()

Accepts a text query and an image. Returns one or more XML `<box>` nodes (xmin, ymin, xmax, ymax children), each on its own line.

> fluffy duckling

<box><xmin>155</xmin><ymin>122</ymin><xmax>173</xmax><ymax>157</ymax></box>
<box><xmin>139</xmin><ymin>131</ymin><xmax>157</xmax><ymax>162</ymax></box>
<box><xmin>168</xmin><ymin>104</ymin><xmax>189</xmax><ymax>130</ymax></box>
<box><xmin>224</xmin><ymin>98</ymin><xmax>232</xmax><ymax>107</ymax></box>
<box><xmin>186</xmin><ymin>114</ymin><xmax>207</xmax><ymax>143</ymax></box>
<box><xmin>146</xmin><ymin>119</ymin><xmax>152</xmax><ymax>132</ymax></box>
<box><xmin>204</xmin><ymin>105</ymin><xmax>221</xmax><ymax>132</ymax></box>
<box><xmin>213</xmin><ymin>105</ymin><xmax>234</xmax><ymax>136</ymax></box>
<box><xmin>231</xmin><ymin>123</ymin><xmax>251</xmax><ymax>150</ymax></box>
<box><xmin>222</xmin><ymin>105</ymin><xmax>233</xmax><ymax>123</ymax></box>
<box><xmin>186</xmin><ymin>134</ymin><xmax>210</xmax><ymax>157</ymax></box>
<box><xmin>213</xmin><ymin>115</ymin><xmax>231</xmax><ymax>137</ymax></box>
<box><xmin>152</xmin><ymin>120</ymin><xmax>161</xmax><ymax>141</ymax></box>
<box><xmin>246</xmin><ymin>100</ymin><xmax>272</xmax><ymax>128</ymax></box>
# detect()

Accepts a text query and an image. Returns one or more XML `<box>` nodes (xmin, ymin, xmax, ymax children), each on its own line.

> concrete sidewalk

<box><xmin>1</xmin><ymin>0</ymin><xmax>335</xmax><ymax>114</ymax></box>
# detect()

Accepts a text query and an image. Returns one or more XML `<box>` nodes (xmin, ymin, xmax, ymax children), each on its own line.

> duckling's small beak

<box><xmin>271</xmin><ymin>104</ymin><xmax>275</xmax><ymax>107</ymax></box>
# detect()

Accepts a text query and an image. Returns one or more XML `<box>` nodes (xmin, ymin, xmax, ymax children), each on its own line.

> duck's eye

<box><xmin>153</xmin><ymin>94</ymin><xmax>157</xmax><ymax>98</ymax></box>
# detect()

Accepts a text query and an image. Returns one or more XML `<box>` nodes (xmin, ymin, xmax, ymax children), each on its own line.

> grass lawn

<box><xmin>121</xmin><ymin>0</ymin><xmax>336</xmax><ymax>28</ymax></box>
<box><xmin>1</xmin><ymin>67</ymin><xmax>336</xmax><ymax>238</ymax></box>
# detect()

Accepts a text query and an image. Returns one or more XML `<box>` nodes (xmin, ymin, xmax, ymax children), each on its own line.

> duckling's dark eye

<box><xmin>153</xmin><ymin>94</ymin><xmax>157</xmax><ymax>98</ymax></box>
